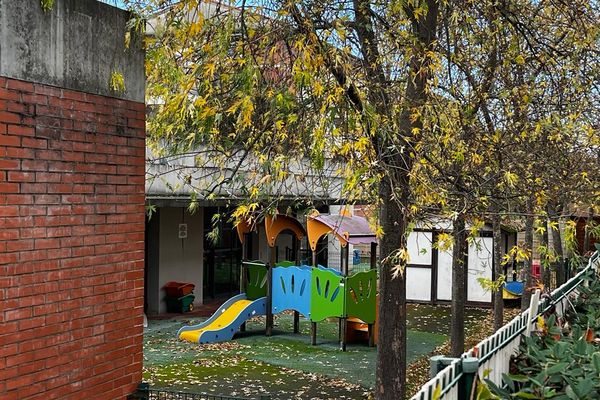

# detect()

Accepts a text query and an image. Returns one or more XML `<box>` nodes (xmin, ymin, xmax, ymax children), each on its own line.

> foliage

<box><xmin>121</xmin><ymin>0</ymin><xmax>600</xmax><ymax>396</ymax></box>
<box><xmin>110</xmin><ymin>70</ymin><xmax>127</xmax><ymax>93</ymax></box>
<box><xmin>477</xmin><ymin>275</ymin><xmax>506</xmax><ymax>294</ymax></box>
<box><xmin>206</xmin><ymin>213</ymin><xmax>222</xmax><ymax>247</ymax></box>
<box><xmin>145</xmin><ymin>204</ymin><xmax>157</xmax><ymax>219</ymax></box>
<box><xmin>40</xmin><ymin>0</ymin><xmax>54</xmax><ymax>12</ymax></box>
<box><xmin>485</xmin><ymin>271</ymin><xmax>600</xmax><ymax>399</ymax></box>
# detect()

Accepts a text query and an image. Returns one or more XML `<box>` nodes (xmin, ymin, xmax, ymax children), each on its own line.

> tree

<box><xmin>126</xmin><ymin>0</ymin><xmax>599</xmax><ymax>397</ymax></box>
<box><xmin>411</xmin><ymin>0</ymin><xmax>600</xmax><ymax>347</ymax></box>
<box><xmin>132</xmin><ymin>1</ymin><xmax>439</xmax><ymax>398</ymax></box>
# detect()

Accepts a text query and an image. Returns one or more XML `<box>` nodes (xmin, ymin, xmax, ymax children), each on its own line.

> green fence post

<box><xmin>429</xmin><ymin>355</ymin><xmax>445</xmax><ymax>378</ymax></box>
<box><xmin>459</xmin><ymin>357</ymin><xmax>479</xmax><ymax>400</ymax></box>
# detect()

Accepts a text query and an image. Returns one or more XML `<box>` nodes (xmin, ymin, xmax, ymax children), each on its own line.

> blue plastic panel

<box><xmin>271</xmin><ymin>266</ymin><xmax>312</xmax><ymax>318</ymax></box>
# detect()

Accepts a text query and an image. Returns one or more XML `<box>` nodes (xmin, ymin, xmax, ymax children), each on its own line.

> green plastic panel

<box><xmin>310</xmin><ymin>267</ymin><xmax>345</xmax><ymax>322</ymax></box>
<box><xmin>275</xmin><ymin>260</ymin><xmax>295</xmax><ymax>267</ymax></box>
<box><xmin>245</xmin><ymin>262</ymin><xmax>268</xmax><ymax>300</ymax></box>
<box><xmin>345</xmin><ymin>269</ymin><xmax>377</xmax><ymax>323</ymax></box>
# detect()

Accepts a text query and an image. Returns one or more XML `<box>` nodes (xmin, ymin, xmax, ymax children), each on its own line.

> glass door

<box><xmin>203</xmin><ymin>207</ymin><xmax>242</xmax><ymax>300</ymax></box>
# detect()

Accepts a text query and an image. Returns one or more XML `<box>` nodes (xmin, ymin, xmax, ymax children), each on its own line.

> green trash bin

<box><xmin>166</xmin><ymin>294</ymin><xmax>195</xmax><ymax>313</ymax></box>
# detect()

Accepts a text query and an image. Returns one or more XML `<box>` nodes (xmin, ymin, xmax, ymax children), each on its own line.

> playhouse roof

<box><xmin>236</xmin><ymin>213</ymin><xmax>306</xmax><ymax>248</ymax></box>
<box><xmin>307</xmin><ymin>212</ymin><xmax>376</xmax><ymax>251</ymax></box>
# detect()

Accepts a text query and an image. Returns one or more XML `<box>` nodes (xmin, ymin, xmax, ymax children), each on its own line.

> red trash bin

<box><xmin>163</xmin><ymin>281</ymin><xmax>195</xmax><ymax>298</ymax></box>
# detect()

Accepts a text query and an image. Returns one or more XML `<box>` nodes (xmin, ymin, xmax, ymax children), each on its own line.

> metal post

<box><xmin>429</xmin><ymin>355</ymin><xmax>446</xmax><ymax>378</ymax></box>
<box><xmin>370</xmin><ymin>242</ymin><xmax>377</xmax><ymax>270</ymax></box>
<box><xmin>311</xmin><ymin>249</ymin><xmax>317</xmax><ymax>345</ymax></box>
<box><xmin>429</xmin><ymin>355</ymin><xmax>460</xmax><ymax>377</ymax></box>
<box><xmin>428</xmin><ymin>356</ymin><xmax>479</xmax><ymax>399</ymax></box>
<box><xmin>459</xmin><ymin>357</ymin><xmax>479</xmax><ymax>400</ymax></box>
<box><xmin>266</xmin><ymin>246</ymin><xmax>275</xmax><ymax>336</ymax></box>
<box><xmin>340</xmin><ymin>318</ymin><xmax>347</xmax><ymax>351</ymax></box>
<box><xmin>293</xmin><ymin>236</ymin><xmax>300</xmax><ymax>334</ymax></box>
<box><xmin>240</xmin><ymin>233</ymin><xmax>248</xmax><ymax>332</ymax></box>
<box><xmin>340</xmin><ymin>244</ymin><xmax>348</xmax><ymax>351</ymax></box>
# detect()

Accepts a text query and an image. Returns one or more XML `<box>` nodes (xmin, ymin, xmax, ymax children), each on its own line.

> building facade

<box><xmin>0</xmin><ymin>1</ymin><xmax>145</xmax><ymax>398</ymax></box>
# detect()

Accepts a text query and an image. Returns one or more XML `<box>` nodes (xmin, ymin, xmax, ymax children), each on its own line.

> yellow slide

<box><xmin>177</xmin><ymin>294</ymin><xmax>267</xmax><ymax>344</ymax></box>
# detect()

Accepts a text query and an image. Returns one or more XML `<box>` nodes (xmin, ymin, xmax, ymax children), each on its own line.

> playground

<box><xmin>144</xmin><ymin>211</ymin><xmax>492</xmax><ymax>398</ymax></box>
<box><xmin>174</xmin><ymin>212</ymin><xmax>379</xmax><ymax>349</ymax></box>
<box><xmin>143</xmin><ymin>304</ymin><xmax>490</xmax><ymax>399</ymax></box>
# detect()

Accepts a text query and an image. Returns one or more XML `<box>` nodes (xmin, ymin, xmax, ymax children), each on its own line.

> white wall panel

<box><xmin>436</xmin><ymin>248</ymin><xmax>453</xmax><ymax>301</ymax></box>
<box><xmin>407</xmin><ymin>231</ymin><xmax>433</xmax><ymax>265</ymax></box>
<box><xmin>467</xmin><ymin>237</ymin><xmax>493</xmax><ymax>303</ymax></box>
<box><xmin>406</xmin><ymin>267</ymin><xmax>432</xmax><ymax>301</ymax></box>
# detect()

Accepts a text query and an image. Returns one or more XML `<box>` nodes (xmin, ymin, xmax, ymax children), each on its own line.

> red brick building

<box><xmin>0</xmin><ymin>1</ymin><xmax>145</xmax><ymax>398</ymax></box>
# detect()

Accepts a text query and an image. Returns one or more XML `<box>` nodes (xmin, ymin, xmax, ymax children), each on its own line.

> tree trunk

<box><xmin>376</xmin><ymin>177</ymin><xmax>407</xmax><ymax>400</ymax></box>
<box><xmin>373</xmin><ymin>2</ymin><xmax>439</xmax><ymax>399</ymax></box>
<box><xmin>541</xmin><ymin>216</ymin><xmax>551</xmax><ymax>289</ymax></box>
<box><xmin>548</xmin><ymin>204</ymin><xmax>565</xmax><ymax>286</ymax></box>
<box><xmin>492</xmin><ymin>213</ymin><xmax>504</xmax><ymax>330</ymax></box>
<box><xmin>450</xmin><ymin>214</ymin><xmax>467</xmax><ymax>357</ymax></box>
<box><xmin>521</xmin><ymin>200</ymin><xmax>535</xmax><ymax>311</ymax></box>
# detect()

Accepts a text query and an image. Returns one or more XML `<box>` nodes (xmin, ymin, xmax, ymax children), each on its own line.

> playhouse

<box><xmin>177</xmin><ymin>210</ymin><xmax>378</xmax><ymax>350</ymax></box>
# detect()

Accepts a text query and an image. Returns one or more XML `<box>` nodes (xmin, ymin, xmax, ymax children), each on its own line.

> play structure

<box><xmin>501</xmin><ymin>264</ymin><xmax>542</xmax><ymax>300</ymax></box>
<box><xmin>502</xmin><ymin>281</ymin><xmax>525</xmax><ymax>300</ymax></box>
<box><xmin>177</xmin><ymin>210</ymin><xmax>379</xmax><ymax>351</ymax></box>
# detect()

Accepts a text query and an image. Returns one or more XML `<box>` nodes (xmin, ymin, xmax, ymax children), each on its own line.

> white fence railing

<box><xmin>411</xmin><ymin>251</ymin><xmax>600</xmax><ymax>400</ymax></box>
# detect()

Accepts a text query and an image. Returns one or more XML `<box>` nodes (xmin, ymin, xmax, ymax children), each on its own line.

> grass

<box><xmin>143</xmin><ymin>304</ymin><xmax>488</xmax><ymax>399</ymax></box>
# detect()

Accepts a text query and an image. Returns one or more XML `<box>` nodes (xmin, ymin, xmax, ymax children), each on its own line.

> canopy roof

<box><xmin>307</xmin><ymin>211</ymin><xmax>376</xmax><ymax>251</ymax></box>
<box><xmin>236</xmin><ymin>214</ymin><xmax>306</xmax><ymax>248</ymax></box>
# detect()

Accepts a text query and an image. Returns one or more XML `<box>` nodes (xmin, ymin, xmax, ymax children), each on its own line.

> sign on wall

<box><xmin>178</xmin><ymin>223</ymin><xmax>188</xmax><ymax>239</ymax></box>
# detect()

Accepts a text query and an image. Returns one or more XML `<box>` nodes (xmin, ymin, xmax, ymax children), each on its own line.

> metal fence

<box><xmin>128</xmin><ymin>385</ymin><xmax>270</xmax><ymax>400</ymax></box>
<box><xmin>411</xmin><ymin>250</ymin><xmax>600</xmax><ymax>400</ymax></box>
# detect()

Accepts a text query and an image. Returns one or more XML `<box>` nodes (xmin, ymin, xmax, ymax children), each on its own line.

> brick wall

<box><xmin>0</xmin><ymin>76</ymin><xmax>145</xmax><ymax>399</ymax></box>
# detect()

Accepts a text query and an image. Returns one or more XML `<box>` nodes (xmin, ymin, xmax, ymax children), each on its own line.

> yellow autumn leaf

<box><xmin>313</xmin><ymin>81</ymin><xmax>324</xmax><ymax>96</ymax></box>
<box><xmin>504</xmin><ymin>171</ymin><xmax>518</xmax><ymax>188</ymax></box>
<box><xmin>432</xmin><ymin>384</ymin><xmax>442</xmax><ymax>400</ymax></box>
<box><xmin>188</xmin><ymin>19</ymin><xmax>204</xmax><ymax>36</ymax></box>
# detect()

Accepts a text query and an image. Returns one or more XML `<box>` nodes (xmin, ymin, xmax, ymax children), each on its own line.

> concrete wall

<box><xmin>157</xmin><ymin>208</ymin><xmax>203</xmax><ymax>314</ymax></box>
<box><xmin>0</xmin><ymin>0</ymin><xmax>144</xmax><ymax>102</ymax></box>
<box><xmin>0</xmin><ymin>1</ymin><xmax>145</xmax><ymax>399</ymax></box>
<box><xmin>256</xmin><ymin>226</ymin><xmax>268</xmax><ymax>262</ymax></box>
<box><xmin>254</xmin><ymin>225</ymin><xmax>294</xmax><ymax>264</ymax></box>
